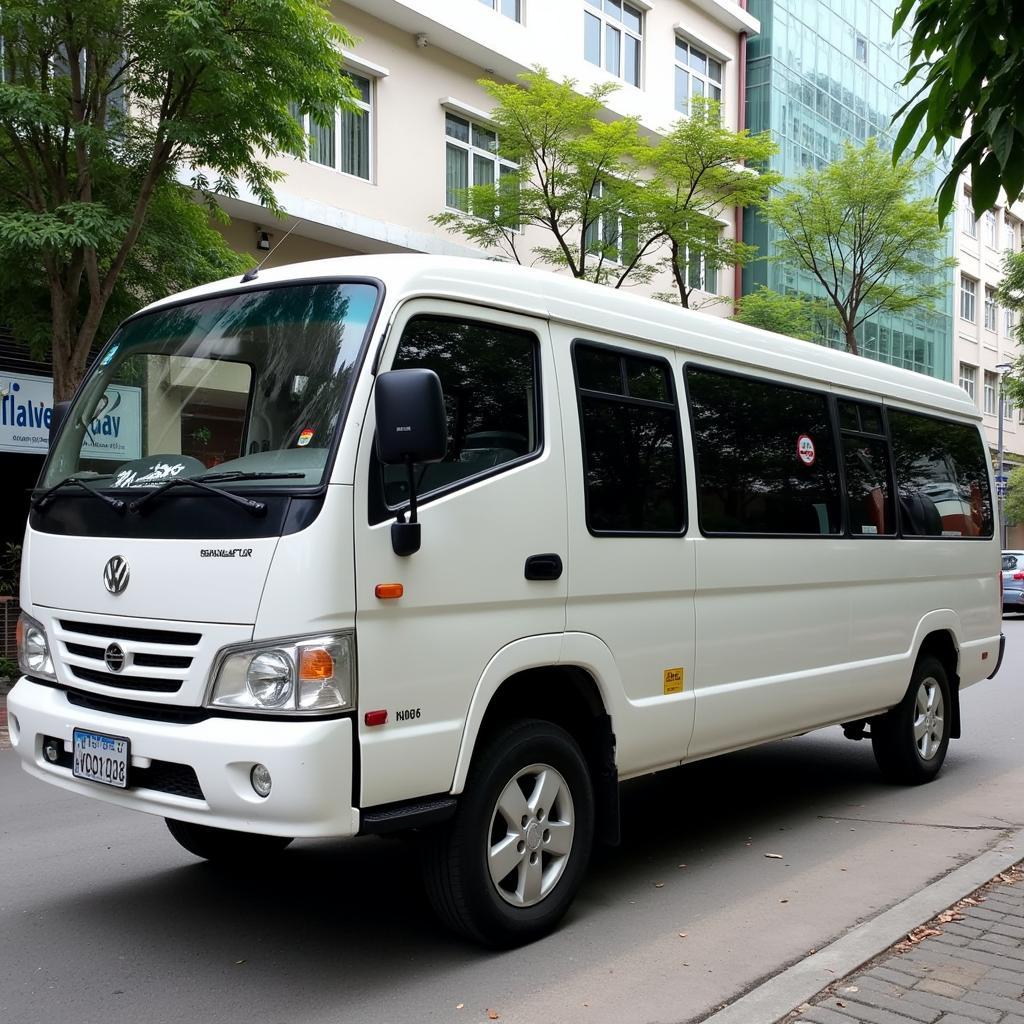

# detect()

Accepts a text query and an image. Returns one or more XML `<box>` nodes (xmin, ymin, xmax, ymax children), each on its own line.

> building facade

<box><xmin>742</xmin><ymin>0</ymin><xmax>954</xmax><ymax>381</ymax></box>
<box><xmin>207</xmin><ymin>0</ymin><xmax>759</xmax><ymax>312</ymax></box>
<box><xmin>951</xmin><ymin>180</ymin><xmax>1024</xmax><ymax>475</ymax></box>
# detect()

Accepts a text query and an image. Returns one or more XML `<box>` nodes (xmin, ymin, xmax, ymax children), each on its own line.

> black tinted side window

<box><xmin>889</xmin><ymin>410</ymin><xmax>993</xmax><ymax>538</ymax></box>
<box><xmin>381</xmin><ymin>315</ymin><xmax>539</xmax><ymax>506</ymax></box>
<box><xmin>838</xmin><ymin>399</ymin><xmax>896</xmax><ymax>536</ymax></box>
<box><xmin>573</xmin><ymin>343</ymin><xmax>684</xmax><ymax>534</ymax></box>
<box><xmin>687</xmin><ymin>366</ymin><xmax>841</xmax><ymax>535</ymax></box>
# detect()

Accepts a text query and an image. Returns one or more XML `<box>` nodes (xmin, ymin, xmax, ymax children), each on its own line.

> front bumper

<box><xmin>6</xmin><ymin>678</ymin><xmax>359</xmax><ymax>838</ymax></box>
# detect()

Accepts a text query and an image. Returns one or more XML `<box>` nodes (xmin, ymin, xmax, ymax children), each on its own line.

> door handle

<box><xmin>525</xmin><ymin>553</ymin><xmax>563</xmax><ymax>581</ymax></box>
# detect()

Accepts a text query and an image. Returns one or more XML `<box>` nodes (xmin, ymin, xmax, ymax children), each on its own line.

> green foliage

<box><xmin>0</xmin><ymin>543</ymin><xmax>21</xmax><ymax>597</ymax></box>
<box><xmin>994</xmin><ymin>250</ymin><xmax>1024</xmax><ymax>408</ymax></box>
<box><xmin>0</xmin><ymin>0</ymin><xmax>360</xmax><ymax>398</ymax></box>
<box><xmin>1004</xmin><ymin>465</ymin><xmax>1024</xmax><ymax>527</ymax></box>
<box><xmin>758</xmin><ymin>138</ymin><xmax>953</xmax><ymax>356</ymax></box>
<box><xmin>892</xmin><ymin>0</ymin><xmax>1024</xmax><ymax>221</ymax></box>
<box><xmin>633</xmin><ymin>97</ymin><xmax>779</xmax><ymax>307</ymax></box>
<box><xmin>433</xmin><ymin>72</ymin><xmax>777</xmax><ymax>305</ymax></box>
<box><xmin>432</xmin><ymin>69</ymin><xmax>649</xmax><ymax>284</ymax></box>
<box><xmin>731</xmin><ymin>287</ymin><xmax>816</xmax><ymax>340</ymax></box>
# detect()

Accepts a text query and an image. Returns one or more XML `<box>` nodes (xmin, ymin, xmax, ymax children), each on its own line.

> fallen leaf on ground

<box><xmin>487</xmin><ymin>1011</ymin><xmax>500</xmax><ymax>1021</ymax></box>
<box><xmin>836</xmin><ymin>1000</ymin><xmax>846</xmax><ymax>1008</ymax></box>
<box><xmin>455</xmin><ymin>1004</ymin><xmax>464</xmax><ymax>1010</ymax></box>
<box><xmin>678</xmin><ymin>932</ymin><xmax>688</xmax><ymax>938</ymax></box>
<box><xmin>907</xmin><ymin>926</ymin><xmax>942</xmax><ymax>944</ymax></box>
<box><xmin>843</xmin><ymin>986</ymin><xmax>858</xmax><ymax>993</ymax></box>
<box><xmin>765</xmin><ymin>853</ymin><xmax>783</xmax><ymax>859</ymax></box>
<box><xmin>779</xmin><ymin>899</ymin><xmax>789</xmax><ymax>904</ymax></box>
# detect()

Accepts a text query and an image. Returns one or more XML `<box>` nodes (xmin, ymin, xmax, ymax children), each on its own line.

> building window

<box><xmin>583</xmin><ymin>182</ymin><xmax>638</xmax><ymax>266</ymax></box>
<box><xmin>984</xmin><ymin>371</ymin><xmax>998</xmax><ymax>415</ymax></box>
<box><xmin>855</xmin><ymin>35</ymin><xmax>868</xmax><ymax>63</ymax></box>
<box><xmin>683</xmin><ymin>245</ymin><xmax>718</xmax><ymax>294</ymax></box>
<box><xmin>985</xmin><ymin>209</ymin><xmax>998</xmax><ymax>248</ymax></box>
<box><xmin>985</xmin><ymin>286</ymin><xmax>998</xmax><ymax>331</ymax></box>
<box><xmin>962</xmin><ymin>191</ymin><xmax>977</xmax><ymax>237</ymax></box>
<box><xmin>584</xmin><ymin>0</ymin><xmax>642</xmax><ymax>87</ymax></box>
<box><xmin>288</xmin><ymin>72</ymin><xmax>372</xmax><ymax>180</ymax></box>
<box><xmin>958</xmin><ymin>362</ymin><xmax>976</xmax><ymax>400</ymax></box>
<box><xmin>674</xmin><ymin>38</ymin><xmax>723</xmax><ymax>114</ymax></box>
<box><xmin>960</xmin><ymin>274</ymin><xmax>977</xmax><ymax>322</ymax></box>
<box><xmin>1005</xmin><ymin>217</ymin><xmax>1017</xmax><ymax>252</ymax></box>
<box><xmin>478</xmin><ymin>0</ymin><xmax>521</xmax><ymax>20</ymax></box>
<box><xmin>444</xmin><ymin>112</ymin><xmax>517</xmax><ymax>212</ymax></box>
<box><xmin>1006</xmin><ymin>398</ymin><xmax>1015</xmax><ymax>421</ymax></box>
<box><xmin>1007</xmin><ymin>307</ymin><xmax>1017</xmax><ymax>336</ymax></box>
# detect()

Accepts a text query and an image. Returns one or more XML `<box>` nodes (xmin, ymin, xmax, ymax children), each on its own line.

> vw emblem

<box><xmin>103</xmin><ymin>556</ymin><xmax>130</xmax><ymax>595</ymax></box>
<box><xmin>104</xmin><ymin>643</ymin><xmax>126</xmax><ymax>673</ymax></box>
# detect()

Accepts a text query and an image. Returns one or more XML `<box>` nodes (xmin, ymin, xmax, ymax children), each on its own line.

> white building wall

<box><xmin>952</xmin><ymin>174</ymin><xmax>1024</xmax><ymax>465</ymax></box>
<box><xmin>213</xmin><ymin>0</ymin><xmax>758</xmax><ymax>314</ymax></box>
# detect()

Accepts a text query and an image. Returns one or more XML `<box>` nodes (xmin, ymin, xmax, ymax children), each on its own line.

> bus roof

<box><xmin>137</xmin><ymin>254</ymin><xmax>978</xmax><ymax>422</ymax></box>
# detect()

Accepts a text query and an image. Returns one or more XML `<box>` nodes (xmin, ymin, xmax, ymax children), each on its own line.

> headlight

<box><xmin>16</xmin><ymin>613</ymin><xmax>55</xmax><ymax>681</ymax></box>
<box><xmin>208</xmin><ymin>632</ymin><xmax>355</xmax><ymax>715</ymax></box>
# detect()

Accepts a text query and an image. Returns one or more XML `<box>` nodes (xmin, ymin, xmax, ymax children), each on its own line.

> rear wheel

<box><xmin>420</xmin><ymin>719</ymin><xmax>595</xmax><ymax>947</ymax></box>
<box><xmin>871</xmin><ymin>654</ymin><xmax>952</xmax><ymax>785</ymax></box>
<box><xmin>165</xmin><ymin>818</ymin><xmax>293</xmax><ymax>862</ymax></box>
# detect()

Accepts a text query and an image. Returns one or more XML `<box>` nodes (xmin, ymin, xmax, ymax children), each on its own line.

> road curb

<box><xmin>696</xmin><ymin>827</ymin><xmax>1024</xmax><ymax>1024</ymax></box>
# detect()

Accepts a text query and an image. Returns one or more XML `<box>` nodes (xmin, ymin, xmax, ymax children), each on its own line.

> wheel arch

<box><xmin>908</xmin><ymin>614</ymin><xmax>961</xmax><ymax>740</ymax></box>
<box><xmin>450</xmin><ymin>635</ymin><xmax>621</xmax><ymax>844</ymax></box>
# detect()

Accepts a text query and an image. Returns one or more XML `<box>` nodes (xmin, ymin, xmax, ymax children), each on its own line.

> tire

<box><xmin>165</xmin><ymin>818</ymin><xmax>293</xmax><ymax>862</ymax></box>
<box><xmin>871</xmin><ymin>654</ymin><xmax>952</xmax><ymax>785</ymax></box>
<box><xmin>420</xmin><ymin>719</ymin><xmax>595</xmax><ymax>947</ymax></box>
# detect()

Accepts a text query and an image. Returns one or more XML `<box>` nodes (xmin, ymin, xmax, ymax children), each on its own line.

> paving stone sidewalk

<box><xmin>788</xmin><ymin>863</ymin><xmax>1024</xmax><ymax>1024</ymax></box>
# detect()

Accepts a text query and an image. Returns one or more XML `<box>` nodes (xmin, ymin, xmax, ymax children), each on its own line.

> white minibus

<box><xmin>8</xmin><ymin>255</ymin><xmax>1004</xmax><ymax>946</ymax></box>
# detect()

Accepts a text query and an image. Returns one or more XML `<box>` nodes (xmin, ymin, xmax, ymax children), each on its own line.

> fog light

<box><xmin>251</xmin><ymin>763</ymin><xmax>272</xmax><ymax>797</ymax></box>
<box><xmin>43</xmin><ymin>740</ymin><xmax>60</xmax><ymax>763</ymax></box>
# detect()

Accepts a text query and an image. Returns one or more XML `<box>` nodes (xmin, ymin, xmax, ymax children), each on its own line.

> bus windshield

<box><xmin>40</xmin><ymin>281</ymin><xmax>378</xmax><ymax>491</ymax></box>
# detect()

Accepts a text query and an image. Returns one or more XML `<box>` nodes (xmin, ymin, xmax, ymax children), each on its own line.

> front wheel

<box><xmin>871</xmin><ymin>655</ymin><xmax>952</xmax><ymax>785</ymax></box>
<box><xmin>420</xmin><ymin>719</ymin><xmax>595</xmax><ymax>947</ymax></box>
<box><xmin>165</xmin><ymin>818</ymin><xmax>293</xmax><ymax>862</ymax></box>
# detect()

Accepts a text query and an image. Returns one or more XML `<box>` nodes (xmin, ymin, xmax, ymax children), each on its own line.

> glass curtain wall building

<box><xmin>744</xmin><ymin>0</ymin><xmax>954</xmax><ymax>380</ymax></box>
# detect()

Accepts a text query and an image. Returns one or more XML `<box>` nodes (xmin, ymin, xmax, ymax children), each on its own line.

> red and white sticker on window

<box><xmin>796</xmin><ymin>434</ymin><xmax>816</xmax><ymax>466</ymax></box>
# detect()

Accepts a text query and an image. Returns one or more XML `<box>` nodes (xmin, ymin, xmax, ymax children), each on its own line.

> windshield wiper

<box><xmin>128</xmin><ymin>477</ymin><xmax>267</xmax><ymax>516</ymax></box>
<box><xmin>196</xmin><ymin>471</ymin><xmax>307</xmax><ymax>483</ymax></box>
<box><xmin>32</xmin><ymin>475</ymin><xmax>126</xmax><ymax>513</ymax></box>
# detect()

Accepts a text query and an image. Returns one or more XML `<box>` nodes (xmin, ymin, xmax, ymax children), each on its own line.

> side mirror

<box><xmin>49</xmin><ymin>400</ymin><xmax>71</xmax><ymax>445</ymax></box>
<box><xmin>374</xmin><ymin>368</ymin><xmax>447</xmax><ymax>556</ymax></box>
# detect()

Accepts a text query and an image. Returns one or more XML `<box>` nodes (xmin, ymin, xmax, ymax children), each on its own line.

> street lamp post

<box><xmin>996</xmin><ymin>362</ymin><xmax>1013</xmax><ymax>549</ymax></box>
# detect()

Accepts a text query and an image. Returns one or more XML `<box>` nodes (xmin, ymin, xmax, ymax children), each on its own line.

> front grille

<box><xmin>44</xmin><ymin>736</ymin><xmax>204</xmax><ymax>801</ymax></box>
<box><xmin>66</xmin><ymin>688</ymin><xmax>210</xmax><ymax>724</ymax></box>
<box><xmin>69</xmin><ymin>664</ymin><xmax>181</xmax><ymax>693</ymax></box>
<box><xmin>60</xmin><ymin>620</ymin><xmax>201</xmax><ymax>646</ymax></box>
<box><xmin>55</xmin><ymin>618</ymin><xmax>200</xmax><ymax>696</ymax></box>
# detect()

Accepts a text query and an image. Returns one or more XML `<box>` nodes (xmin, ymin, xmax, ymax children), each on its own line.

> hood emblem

<box><xmin>103</xmin><ymin>556</ymin><xmax>130</xmax><ymax>595</ymax></box>
<box><xmin>104</xmin><ymin>643</ymin><xmax>126</xmax><ymax>673</ymax></box>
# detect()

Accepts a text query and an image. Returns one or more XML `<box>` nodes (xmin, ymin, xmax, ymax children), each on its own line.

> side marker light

<box><xmin>375</xmin><ymin>583</ymin><xmax>404</xmax><ymax>600</ymax></box>
<box><xmin>365</xmin><ymin>710</ymin><xmax>388</xmax><ymax>727</ymax></box>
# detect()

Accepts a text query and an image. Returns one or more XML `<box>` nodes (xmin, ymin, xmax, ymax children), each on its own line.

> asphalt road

<box><xmin>2</xmin><ymin>622</ymin><xmax>1022</xmax><ymax>1024</ymax></box>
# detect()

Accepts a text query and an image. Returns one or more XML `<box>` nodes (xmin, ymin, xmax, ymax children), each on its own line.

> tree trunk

<box><xmin>844</xmin><ymin>322</ymin><xmax>860</xmax><ymax>356</ymax></box>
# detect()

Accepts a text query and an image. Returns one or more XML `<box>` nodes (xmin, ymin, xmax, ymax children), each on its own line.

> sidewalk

<box><xmin>790</xmin><ymin>864</ymin><xmax>1024</xmax><ymax>1024</ymax></box>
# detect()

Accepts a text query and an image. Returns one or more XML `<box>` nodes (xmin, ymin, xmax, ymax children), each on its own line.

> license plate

<box><xmin>72</xmin><ymin>729</ymin><xmax>130</xmax><ymax>789</ymax></box>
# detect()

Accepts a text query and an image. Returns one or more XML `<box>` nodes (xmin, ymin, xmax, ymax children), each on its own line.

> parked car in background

<box><xmin>1003</xmin><ymin>552</ymin><xmax>1024</xmax><ymax>612</ymax></box>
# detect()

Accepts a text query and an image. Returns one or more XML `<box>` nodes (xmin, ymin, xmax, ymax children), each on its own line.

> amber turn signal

<box><xmin>298</xmin><ymin>647</ymin><xmax>334</xmax><ymax>681</ymax></box>
<box><xmin>375</xmin><ymin>583</ymin><xmax>404</xmax><ymax>600</ymax></box>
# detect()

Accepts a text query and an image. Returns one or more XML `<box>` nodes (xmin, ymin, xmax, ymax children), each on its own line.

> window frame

<box><xmin>583</xmin><ymin>0</ymin><xmax>644</xmax><ymax>88</ymax></box>
<box><xmin>984</xmin><ymin>209</ymin><xmax>998</xmax><ymax>248</ymax></box>
<box><xmin>443</xmin><ymin>110</ymin><xmax>519</xmax><ymax>219</ymax></box>
<box><xmin>962</xmin><ymin>192</ymin><xmax>978</xmax><ymax>238</ymax></box>
<box><xmin>984</xmin><ymin>286</ymin><xmax>998</xmax><ymax>332</ymax></box>
<box><xmin>571</xmin><ymin>338</ymin><xmax>687</xmax><ymax>538</ymax></box>
<box><xmin>835</xmin><ymin>398</ymin><xmax>897</xmax><ymax>539</ymax></box>
<box><xmin>290</xmin><ymin>71</ymin><xmax>374</xmax><ymax>182</ymax></box>
<box><xmin>960</xmin><ymin>274</ymin><xmax>977</xmax><ymax>322</ymax></box>
<box><xmin>683</xmin><ymin>362</ymin><xmax>844</xmax><ymax>539</ymax></box>
<box><xmin>958</xmin><ymin>362</ymin><xmax>977</xmax><ymax>401</ymax></box>
<box><xmin>478</xmin><ymin>0</ymin><xmax>522</xmax><ymax>22</ymax></box>
<box><xmin>984</xmin><ymin>371</ymin><xmax>998</xmax><ymax>415</ymax></box>
<box><xmin>368</xmin><ymin>310</ymin><xmax>545</xmax><ymax>525</ymax></box>
<box><xmin>673</xmin><ymin>36</ymin><xmax>724</xmax><ymax>115</ymax></box>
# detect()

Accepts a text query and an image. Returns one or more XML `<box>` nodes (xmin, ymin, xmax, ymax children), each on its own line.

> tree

<box><xmin>731</xmin><ymin>286</ymin><xmax>816</xmax><ymax>340</ymax></box>
<box><xmin>995</xmin><ymin>250</ymin><xmax>1024</xmax><ymax>406</ymax></box>
<box><xmin>1005</xmin><ymin>466</ymin><xmax>1024</xmax><ymax>527</ymax></box>
<box><xmin>892</xmin><ymin>0</ymin><xmax>1024</xmax><ymax>221</ymax></box>
<box><xmin>636</xmin><ymin>97</ymin><xmax>779</xmax><ymax>308</ymax></box>
<box><xmin>758</xmin><ymin>138</ymin><xmax>953</xmax><ymax>356</ymax></box>
<box><xmin>431</xmin><ymin>69</ymin><xmax>652</xmax><ymax>286</ymax></box>
<box><xmin>0</xmin><ymin>0</ymin><xmax>361</xmax><ymax>400</ymax></box>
